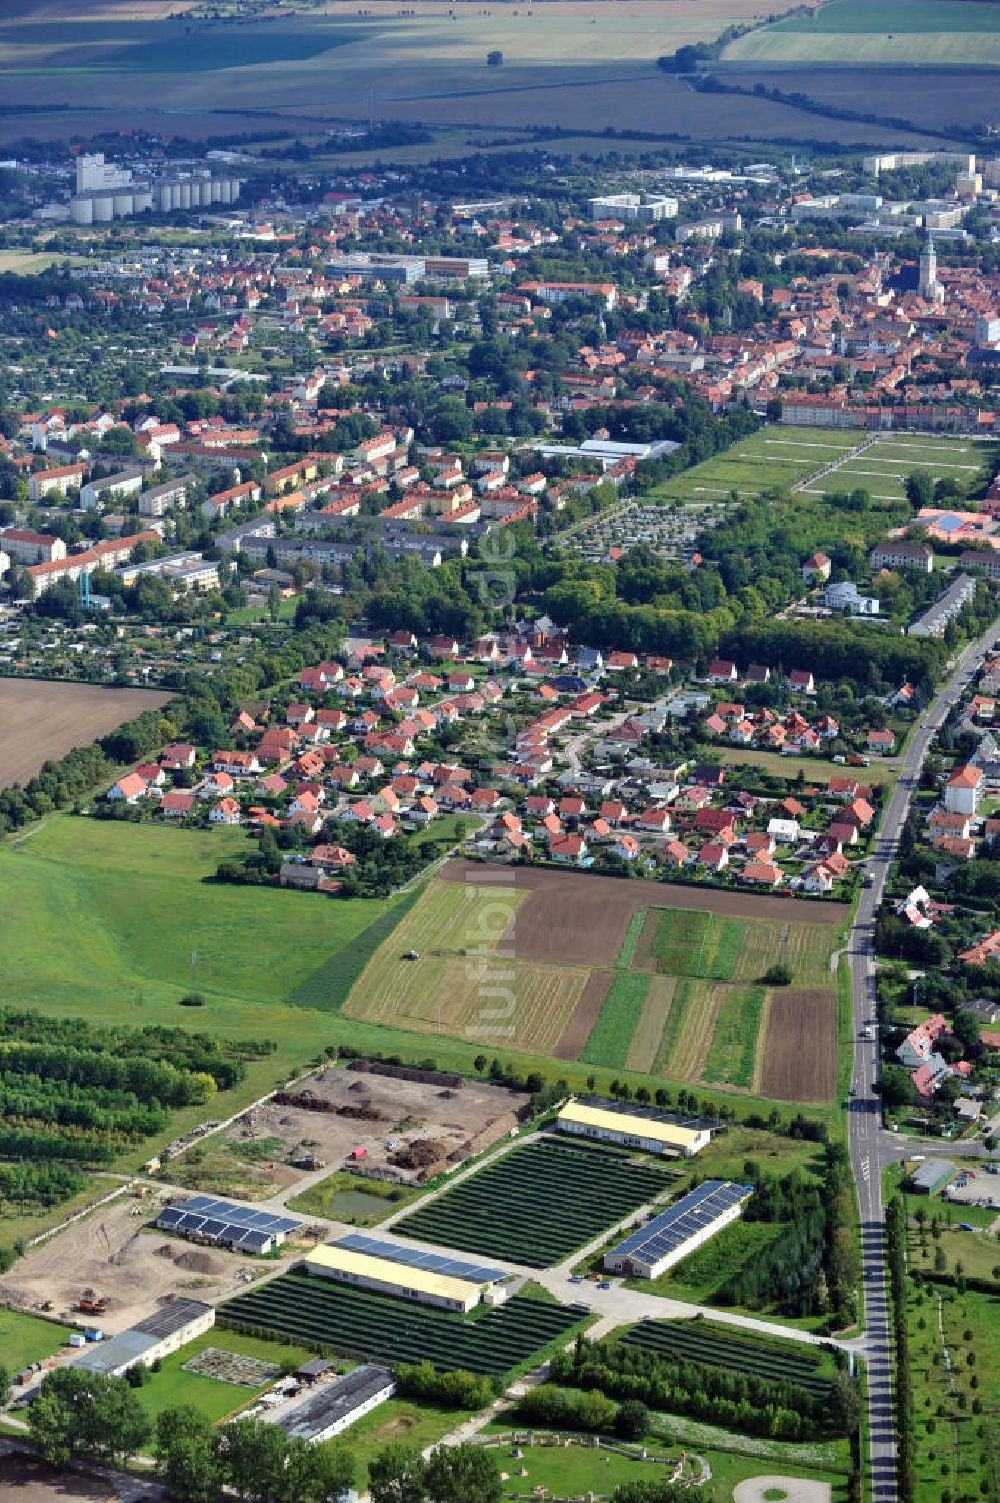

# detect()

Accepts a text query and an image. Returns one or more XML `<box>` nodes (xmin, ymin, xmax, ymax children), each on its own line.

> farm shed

<box><xmin>72</xmin><ymin>1298</ymin><xmax>215</xmax><ymax>1377</ymax></box>
<box><xmin>603</xmin><ymin>1181</ymin><xmax>752</xmax><ymax>1280</ymax></box>
<box><xmin>156</xmin><ymin>1195</ymin><xmax>300</xmax><ymax>1254</ymax></box>
<box><xmin>302</xmin><ymin>1245</ymin><xmax>485</xmax><ymax>1313</ymax></box>
<box><xmin>557</xmin><ymin>1096</ymin><xmax>711</xmax><ymax>1157</ymax></box>
<box><xmin>268</xmin><ymin>1364</ymin><xmax>395</xmax><ymax>1443</ymax></box>
<box><xmin>908</xmin><ymin>1159</ymin><xmax>956</xmax><ymax>1195</ymax></box>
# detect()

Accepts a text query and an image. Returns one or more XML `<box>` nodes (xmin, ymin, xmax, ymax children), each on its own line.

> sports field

<box><xmin>649</xmin><ymin>427</ymin><xmax>863</xmax><ymax>506</ymax></box>
<box><xmin>796</xmin><ymin>433</ymin><xmax>998</xmax><ymax>505</ymax></box>
<box><xmin>343</xmin><ymin>867</ymin><xmax>845</xmax><ymax>1104</ymax></box>
<box><xmin>725</xmin><ymin>0</ymin><xmax>1000</xmax><ymax>66</ymax></box>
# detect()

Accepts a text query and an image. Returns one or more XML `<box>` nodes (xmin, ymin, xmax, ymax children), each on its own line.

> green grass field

<box><xmin>718</xmin><ymin>747</ymin><xmax>898</xmax><ymax>786</ymax></box>
<box><xmin>797</xmin><ymin>434</ymin><xmax>996</xmax><ymax>505</ymax></box>
<box><xmin>906</xmin><ymin>1285</ymin><xmax>1000</xmax><ymax>1503</ymax></box>
<box><xmin>134</xmin><ymin>1329</ymin><xmax>316</xmax><ymax>1426</ymax></box>
<box><xmin>649</xmin><ymin>427</ymin><xmax>863</xmax><ymax>506</ymax></box>
<box><xmin>580</xmin><ymin>972</ymin><xmax>649</xmax><ymax>1068</ymax></box>
<box><xmin>726</xmin><ymin>0</ymin><xmax>1000</xmax><ymax>65</ymax></box>
<box><xmin>348</xmin><ymin>1398</ymin><xmax>474</xmax><ymax>1475</ymax></box>
<box><xmin>0</xmin><ymin>1309</ymin><xmax>74</xmax><ymax>1373</ymax></box>
<box><xmin>0</xmin><ymin>816</ymin><xmax>400</xmax><ymax>1166</ymax></box>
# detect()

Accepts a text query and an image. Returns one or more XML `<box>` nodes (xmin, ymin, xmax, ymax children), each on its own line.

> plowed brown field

<box><xmin>759</xmin><ymin>988</ymin><xmax>837</xmax><ymax>1104</ymax></box>
<box><xmin>440</xmin><ymin>861</ymin><xmax>847</xmax><ymax>968</ymax></box>
<box><xmin>0</xmin><ymin>679</ymin><xmax>172</xmax><ymax>788</ymax></box>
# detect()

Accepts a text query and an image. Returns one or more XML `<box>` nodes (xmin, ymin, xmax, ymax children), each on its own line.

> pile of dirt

<box><xmin>174</xmin><ymin>1249</ymin><xmax>226</xmax><ymax>1275</ymax></box>
<box><xmin>389</xmin><ymin>1138</ymin><xmax>447</xmax><ymax>1170</ymax></box>
<box><xmin>347</xmin><ymin>1060</ymin><xmax>464</xmax><ymax>1089</ymax></box>
<box><xmin>153</xmin><ymin>1243</ymin><xmax>176</xmax><ymax>1260</ymax></box>
<box><xmin>273</xmin><ymin>1089</ymin><xmax>385</xmax><ymax>1122</ymax></box>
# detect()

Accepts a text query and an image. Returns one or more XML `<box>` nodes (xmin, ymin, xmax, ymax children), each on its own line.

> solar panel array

<box><xmin>157</xmin><ymin>1195</ymin><xmax>300</xmax><ymax>1254</ymax></box>
<box><xmin>608</xmin><ymin>1180</ymin><xmax>752</xmax><ymax>1266</ymax></box>
<box><xmin>335</xmin><ymin>1233</ymin><xmax>506</xmax><ymax>1285</ymax></box>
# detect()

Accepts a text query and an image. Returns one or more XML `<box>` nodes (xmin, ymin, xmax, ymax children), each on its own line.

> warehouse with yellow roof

<box><xmin>556</xmin><ymin>1097</ymin><xmax>711</xmax><ymax>1157</ymax></box>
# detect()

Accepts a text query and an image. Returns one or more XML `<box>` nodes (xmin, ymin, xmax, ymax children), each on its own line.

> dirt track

<box><xmin>440</xmin><ymin>861</ymin><xmax>848</xmax><ymax>969</ymax></box>
<box><xmin>0</xmin><ymin>680</ymin><xmax>172</xmax><ymax>788</ymax></box>
<box><xmin>759</xmin><ymin>989</ymin><xmax>837</xmax><ymax>1105</ymax></box>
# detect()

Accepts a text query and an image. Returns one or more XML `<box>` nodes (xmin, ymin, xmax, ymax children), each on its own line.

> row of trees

<box><xmin>886</xmin><ymin>1195</ymin><xmax>916</xmax><ymax>1503</ymax></box>
<box><xmin>547</xmin><ymin>1331</ymin><xmax>859</xmax><ymax>1443</ymax></box>
<box><xmin>718</xmin><ymin>1147</ymin><xmax>859</xmax><ymax>1327</ymax></box>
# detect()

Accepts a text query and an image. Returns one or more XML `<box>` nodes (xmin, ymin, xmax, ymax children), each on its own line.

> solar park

<box><xmin>619</xmin><ymin>1318</ymin><xmax>834</xmax><ymax>1399</ymax></box>
<box><xmin>392</xmin><ymin>1140</ymin><xmax>678</xmax><ymax>1267</ymax></box>
<box><xmin>219</xmin><ymin>1275</ymin><xmax>583</xmax><ymax>1376</ymax></box>
<box><xmin>156</xmin><ymin>1195</ymin><xmax>301</xmax><ymax>1255</ymax></box>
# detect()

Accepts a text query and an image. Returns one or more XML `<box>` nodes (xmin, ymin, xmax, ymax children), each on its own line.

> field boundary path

<box><xmin>846</xmin><ymin>614</ymin><xmax>1000</xmax><ymax>1503</ymax></box>
<box><xmin>790</xmin><ymin>433</ymin><xmax>878</xmax><ymax>494</ymax></box>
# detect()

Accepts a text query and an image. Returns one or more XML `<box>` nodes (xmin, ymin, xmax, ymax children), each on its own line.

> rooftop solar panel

<box><xmin>335</xmin><ymin>1233</ymin><xmax>507</xmax><ymax>1284</ymax></box>
<box><xmin>608</xmin><ymin>1181</ymin><xmax>752</xmax><ymax>1263</ymax></box>
<box><xmin>157</xmin><ymin>1196</ymin><xmax>301</xmax><ymax>1246</ymax></box>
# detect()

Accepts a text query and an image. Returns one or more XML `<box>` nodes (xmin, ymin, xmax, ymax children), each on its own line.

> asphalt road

<box><xmin>848</xmin><ymin>618</ymin><xmax>1000</xmax><ymax>1503</ymax></box>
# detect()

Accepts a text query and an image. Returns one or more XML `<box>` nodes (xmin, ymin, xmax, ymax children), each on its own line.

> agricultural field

<box><xmin>344</xmin><ymin>865</ymin><xmax>845</xmax><ymax>1106</ymax></box>
<box><xmin>340</xmin><ymin>878</ymin><xmax>593</xmax><ymax>1053</ymax></box>
<box><xmin>724</xmin><ymin>0</ymin><xmax>1000</xmax><ymax>66</ymax></box>
<box><xmin>648</xmin><ymin>427</ymin><xmax>863</xmax><ymax>506</ymax></box>
<box><xmin>621</xmin><ymin>905</ymin><xmax>840</xmax><ymax>1101</ymax></box>
<box><xmin>0</xmin><ymin>0</ymin><xmax>951</xmax><ymax>145</ymax></box>
<box><xmin>393</xmin><ymin>1140</ymin><xmax>676</xmax><ymax>1267</ymax></box>
<box><xmin>221</xmin><ymin>1275</ymin><xmax>583</xmax><ymax>1376</ymax></box>
<box><xmin>0</xmin><ymin>680</ymin><xmax>172</xmax><ymax>789</ymax></box>
<box><xmin>795</xmin><ymin>433</ymin><xmax>997</xmax><ymax>506</ymax></box>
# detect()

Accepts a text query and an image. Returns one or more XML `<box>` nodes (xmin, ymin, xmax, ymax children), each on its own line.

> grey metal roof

<box><xmin>273</xmin><ymin>1365</ymin><xmax>395</xmax><ymax>1442</ymax></box>
<box><xmin>72</xmin><ymin>1329</ymin><xmax>158</xmax><ymax>1375</ymax></box>
<box><xmin>132</xmin><ymin>1299</ymin><xmax>213</xmax><ymax>1340</ymax></box>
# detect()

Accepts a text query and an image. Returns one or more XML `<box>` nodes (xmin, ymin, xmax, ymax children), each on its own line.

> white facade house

<box><xmin>944</xmin><ymin>765</ymin><xmax>983</xmax><ymax>817</ymax></box>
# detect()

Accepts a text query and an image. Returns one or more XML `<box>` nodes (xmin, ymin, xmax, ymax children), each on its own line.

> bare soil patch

<box><xmin>0</xmin><ymin>1455</ymin><xmax>117</xmax><ymax>1503</ymax></box>
<box><xmin>0</xmin><ymin>1195</ymin><xmax>258</xmax><ymax>1335</ymax></box>
<box><xmin>0</xmin><ymin>679</ymin><xmax>172</xmax><ymax>788</ymax></box>
<box><xmin>554</xmin><ymin>968</ymin><xmax>612</xmax><ymax>1060</ymax></box>
<box><xmin>759</xmin><ymin>988</ymin><xmax>837</xmax><ymax>1104</ymax></box>
<box><xmin>165</xmin><ymin>1063</ymin><xmax>530</xmax><ymax>1197</ymax></box>
<box><xmin>440</xmin><ymin>863</ymin><xmax>848</xmax><ymax>969</ymax></box>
